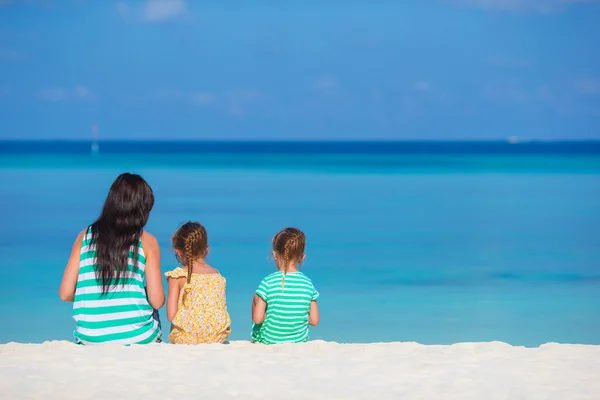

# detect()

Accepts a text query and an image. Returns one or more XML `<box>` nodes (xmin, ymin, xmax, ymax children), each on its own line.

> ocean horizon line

<box><xmin>3</xmin><ymin>138</ymin><xmax>600</xmax><ymax>143</ymax></box>
<box><xmin>2</xmin><ymin>139</ymin><xmax>600</xmax><ymax>155</ymax></box>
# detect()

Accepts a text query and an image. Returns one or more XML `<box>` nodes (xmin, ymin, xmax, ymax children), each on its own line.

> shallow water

<box><xmin>1</xmin><ymin>151</ymin><xmax>599</xmax><ymax>346</ymax></box>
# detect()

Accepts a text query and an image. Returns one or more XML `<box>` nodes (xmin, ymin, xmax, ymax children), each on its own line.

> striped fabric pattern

<box><xmin>252</xmin><ymin>271</ymin><xmax>319</xmax><ymax>344</ymax></box>
<box><xmin>72</xmin><ymin>227</ymin><xmax>161</xmax><ymax>345</ymax></box>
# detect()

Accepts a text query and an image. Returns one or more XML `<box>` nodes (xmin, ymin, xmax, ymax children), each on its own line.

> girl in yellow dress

<box><xmin>165</xmin><ymin>221</ymin><xmax>231</xmax><ymax>344</ymax></box>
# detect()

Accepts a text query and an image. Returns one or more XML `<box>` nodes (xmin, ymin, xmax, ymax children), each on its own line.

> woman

<box><xmin>59</xmin><ymin>173</ymin><xmax>164</xmax><ymax>345</ymax></box>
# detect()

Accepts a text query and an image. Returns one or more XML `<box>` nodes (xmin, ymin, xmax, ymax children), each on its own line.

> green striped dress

<box><xmin>72</xmin><ymin>227</ymin><xmax>162</xmax><ymax>345</ymax></box>
<box><xmin>251</xmin><ymin>271</ymin><xmax>319</xmax><ymax>344</ymax></box>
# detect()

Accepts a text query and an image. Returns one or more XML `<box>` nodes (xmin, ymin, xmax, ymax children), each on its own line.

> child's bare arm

<box><xmin>308</xmin><ymin>300</ymin><xmax>320</xmax><ymax>326</ymax></box>
<box><xmin>166</xmin><ymin>278</ymin><xmax>184</xmax><ymax>322</ymax></box>
<box><xmin>252</xmin><ymin>294</ymin><xmax>267</xmax><ymax>324</ymax></box>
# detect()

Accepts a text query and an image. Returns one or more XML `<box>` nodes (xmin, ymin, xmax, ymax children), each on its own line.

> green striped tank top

<box><xmin>72</xmin><ymin>227</ymin><xmax>162</xmax><ymax>345</ymax></box>
<box><xmin>251</xmin><ymin>271</ymin><xmax>319</xmax><ymax>344</ymax></box>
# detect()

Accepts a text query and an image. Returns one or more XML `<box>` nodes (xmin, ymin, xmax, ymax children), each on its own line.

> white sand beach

<box><xmin>1</xmin><ymin>340</ymin><xmax>599</xmax><ymax>399</ymax></box>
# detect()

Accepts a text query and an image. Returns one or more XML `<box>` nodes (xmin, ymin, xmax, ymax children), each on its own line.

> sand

<box><xmin>1</xmin><ymin>340</ymin><xmax>599</xmax><ymax>399</ymax></box>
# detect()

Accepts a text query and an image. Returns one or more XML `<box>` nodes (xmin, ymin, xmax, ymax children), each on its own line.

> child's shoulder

<box><xmin>203</xmin><ymin>265</ymin><xmax>221</xmax><ymax>275</ymax></box>
<box><xmin>259</xmin><ymin>271</ymin><xmax>283</xmax><ymax>283</ymax></box>
<box><xmin>164</xmin><ymin>267</ymin><xmax>187</xmax><ymax>279</ymax></box>
<box><xmin>261</xmin><ymin>271</ymin><xmax>315</xmax><ymax>284</ymax></box>
<box><xmin>294</xmin><ymin>271</ymin><xmax>315</xmax><ymax>284</ymax></box>
<box><xmin>262</xmin><ymin>270</ymin><xmax>284</xmax><ymax>279</ymax></box>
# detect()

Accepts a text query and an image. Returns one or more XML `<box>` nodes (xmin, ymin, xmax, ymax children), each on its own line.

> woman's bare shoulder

<box><xmin>141</xmin><ymin>231</ymin><xmax>159</xmax><ymax>246</ymax></box>
<box><xmin>77</xmin><ymin>228</ymin><xmax>87</xmax><ymax>240</ymax></box>
<box><xmin>141</xmin><ymin>231</ymin><xmax>160</xmax><ymax>256</ymax></box>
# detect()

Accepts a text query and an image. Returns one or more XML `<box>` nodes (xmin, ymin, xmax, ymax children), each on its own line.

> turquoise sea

<box><xmin>1</xmin><ymin>142</ymin><xmax>599</xmax><ymax>346</ymax></box>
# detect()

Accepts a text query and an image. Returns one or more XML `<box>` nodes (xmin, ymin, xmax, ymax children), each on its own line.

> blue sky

<box><xmin>0</xmin><ymin>0</ymin><xmax>599</xmax><ymax>140</ymax></box>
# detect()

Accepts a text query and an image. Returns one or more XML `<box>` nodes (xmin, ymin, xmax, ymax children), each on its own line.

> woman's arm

<box><xmin>252</xmin><ymin>294</ymin><xmax>267</xmax><ymax>324</ymax></box>
<box><xmin>142</xmin><ymin>232</ymin><xmax>165</xmax><ymax>310</ymax></box>
<box><xmin>166</xmin><ymin>277</ymin><xmax>184</xmax><ymax>322</ymax></box>
<box><xmin>59</xmin><ymin>230</ymin><xmax>85</xmax><ymax>302</ymax></box>
<box><xmin>308</xmin><ymin>300</ymin><xmax>320</xmax><ymax>326</ymax></box>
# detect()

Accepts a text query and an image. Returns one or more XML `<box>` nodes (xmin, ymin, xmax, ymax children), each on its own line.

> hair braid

<box><xmin>281</xmin><ymin>231</ymin><xmax>301</xmax><ymax>290</ymax></box>
<box><xmin>272</xmin><ymin>228</ymin><xmax>306</xmax><ymax>290</ymax></box>
<box><xmin>182</xmin><ymin>228</ymin><xmax>200</xmax><ymax>303</ymax></box>
<box><xmin>172</xmin><ymin>221</ymin><xmax>209</xmax><ymax>305</ymax></box>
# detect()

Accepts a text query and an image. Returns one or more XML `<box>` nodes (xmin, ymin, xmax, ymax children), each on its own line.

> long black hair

<box><xmin>90</xmin><ymin>173</ymin><xmax>155</xmax><ymax>294</ymax></box>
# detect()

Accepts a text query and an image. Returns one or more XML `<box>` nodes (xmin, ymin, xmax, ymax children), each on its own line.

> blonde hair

<box><xmin>172</xmin><ymin>222</ymin><xmax>208</xmax><ymax>303</ymax></box>
<box><xmin>272</xmin><ymin>227</ymin><xmax>305</xmax><ymax>290</ymax></box>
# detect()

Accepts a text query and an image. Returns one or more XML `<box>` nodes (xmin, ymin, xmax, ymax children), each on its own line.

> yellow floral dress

<box><xmin>164</xmin><ymin>268</ymin><xmax>231</xmax><ymax>344</ymax></box>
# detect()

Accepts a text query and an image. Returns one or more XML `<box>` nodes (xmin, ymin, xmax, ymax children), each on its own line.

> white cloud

<box><xmin>153</xmin><ymin>87</ymin><xmax>185</xmax><ymax>102</ymax></box>
<box><xmin>37</xmin><ymin>88</ymin><xmax>69</xmax><ymax>102</ymax></box>
<box><xmin>0</xmin><ymin>49</ymin><xmax>25</xmax><ymax>61</ymax></box>
<box><xmin>143</xmin><ymin>0</ymin><xmax>186</xmax><ymax>22</ymax></box>
<box><xmin>574</xmin><ymin>78</ymin><xmax>600</xmax><ymax>95</ymax></box>
<box><xmin>488</xmin><ymin>55</ymin><xmax>533</xmax><ymax>67</ymax></box>
<box><xmin>151</xmin><ymin>89</ymin><xmax>215</xmax><ymax>104</ymax></box>
<box><xmin>230</xmin><ymin>90</ymin><xmax>261</xmax><ymax>102</ymax></box>
<box><xmin>0</xmin><ymin>0</ymin><xmax>53</xmax><ymax>6</ymax></box>
<box><xmin>483</xmin><ymin>82</ymin><xmax>554</xmax><ymax>104</ymax></box>
<box><xmin>115</xmin><ymin>2</ymin><xmax>131</xmax><ymax>18</ymax></box>
<box><xmin>316</xmin><ymin>77</ymin><xmax>339</xmax><ymax>90</ymax></box>
<box><xmin>483</xmin><ymin>85</ymin><xmax>532</xmax><ymax>102</ymax></box>
<box><xmin>117</xmin><ymin>0</ymin><xmax>187</xmax><ymax>23</ymax></box>
<box><xmin>413</xmin><ymin>81</ymin><xmax>431</xmax><ymax>91</ymax></box>
<box><xmin>37</xmin><ymin>86</ymin><xmax>94</xmax><ymax>102</ymax></box>
<box><xmin>223</xmin><ymin>90</ymin><xmax>264</xmax><ymax>117</ymax></box>
<box><xmin>452</xmin><ymin>0</ymin><xmax>600</xmax><ymax>12</ymax></box>
<box><xmin>190</xmin><ymin>92</ymin><xmax>215</xmax><ymax>105</ymax></box>
<box><xmin>143</xmin><ymin>88</ymin><xmax>266</xmax><ymax>117</ymax></box>
<box><xmin>75</xmin><ymin>85</ymin><xmax>93</xmax><ymax>99</ymax></box>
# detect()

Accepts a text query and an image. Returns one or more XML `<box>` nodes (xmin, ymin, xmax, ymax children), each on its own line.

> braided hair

<box><xmin>272</xmin><ymin>227</ymin><xmax>305</xmax><ymax>290</ymax></box>
<box><xmin>172</xmin><ymin>222</ymin><xmax>208</xmax><ymax>304</ymax></box>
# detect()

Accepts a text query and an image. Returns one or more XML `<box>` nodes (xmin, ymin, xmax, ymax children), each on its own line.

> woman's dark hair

<box><xmin>90</xmin><ymin>173</ymin><xmax>154</xmax><ymax>294</ymax></box>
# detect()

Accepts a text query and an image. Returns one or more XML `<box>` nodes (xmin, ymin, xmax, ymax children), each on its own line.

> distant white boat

<box><xmin>91</xmin><ymin>123</ymin><xmax>100</xmax><ymax>155</ymax></box>
<box><xmin>507</xmin><ymin>136</ymin><xmax>520</xmax><ymax>144</ymax></box>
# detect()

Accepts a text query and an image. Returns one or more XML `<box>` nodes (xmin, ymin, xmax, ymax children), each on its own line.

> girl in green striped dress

<box><xmin>59</xmin><ymin>173</ymin><xmax>165</xmax><ymax>345</ymax></box>
<box><xmin>251</xmin><ymin>227</ymin><xmax>320</xmax><ymax>344</ymax></box>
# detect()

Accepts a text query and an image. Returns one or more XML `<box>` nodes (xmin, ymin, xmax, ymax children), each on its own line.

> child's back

<box><xmin>252</xmin><ymin>270</ymin><xmax>319</xmax><ymax>344</ymax></box>
<box><xmin>166</xmin><ymin>267</ymin><xmax>231</xmax><ymax>344</ymax></box>
<box><xmin>166</xmin><ymin>222</ymin><xmax>231</xmax><ymax>344</ymax></box>
<box><xmin>252</xmin><ymin>227</ymin><xmax>320</xmax><ymax>344</ymax></box>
